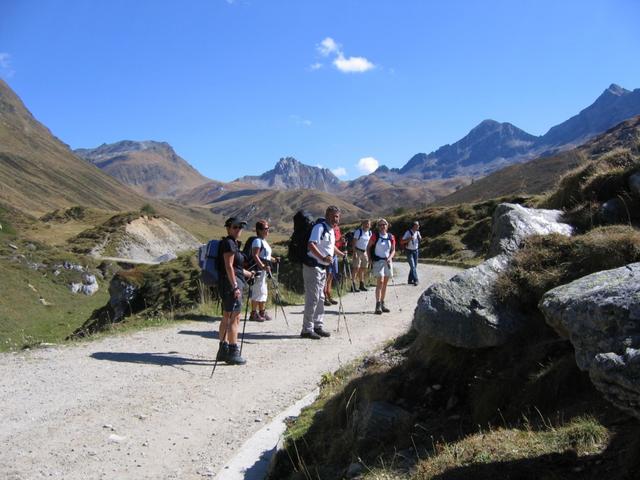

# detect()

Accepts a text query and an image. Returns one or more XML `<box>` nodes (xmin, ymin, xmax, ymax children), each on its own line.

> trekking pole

<box><xmin>274</xmin><ymin>262</ymin><xmax>280</xmax><ymax>321</ymax></box>
<box><xmin>239</xmin><ymin>278</ymin><xmax>254</xmax><ymax>356</ymax></box>
<box><xmin>336</xmin><ymin>257</ymin><xmax>352</xmax><ymax>344</ymax></box>
<box><xmin>210</xmin><ymin>325</ymin><xmax>227</xmax><ymax>378</ymax></box>
<box><xmin>388</xmin><ymin>261</ymin><xmax>402</xmax><ymax>312</ymax></box>
<box><xmin>267</xmin><ymin>271</ymin><xmax>290</xmax><ymax>328</ymax></box>
<box><xmin>344</xmin><ymin>253</ymin><xmax>357</xmax><ymax>293</ymax></box>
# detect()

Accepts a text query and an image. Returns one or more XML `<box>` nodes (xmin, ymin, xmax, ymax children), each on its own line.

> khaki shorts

<box><xmin>372</xmin><ymin>259</ymin><xmax>393</xmax><ymax>278</ymax></box>
<box><xmin>352</xmin><ymin>249</ymin><xmax>368</xmax><ymax>270</ymax></box>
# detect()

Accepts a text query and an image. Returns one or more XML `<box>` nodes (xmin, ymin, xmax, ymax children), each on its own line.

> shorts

<box><xmin>372</xmin><ymin>259</ymin><xmax>392</xmax><ymax>278</ymax></box>
<box><xmin>220</xmin><ymin>278</ymin><xmax>245</xmax><ymax>313</ymax></box>
<box><xmin>326</xmin><ymin>255</ymin><xmax>340</xmax><ymax>280</ymax></box>
<box><xmin>352</xmin><ymin>249</ymin><xmax>368</xmax><ymax>270</ymax></box>
<box><xmin>251</xmin><ymin>271</ymin><xmax>268</xmax><ymax>302</ymax></box>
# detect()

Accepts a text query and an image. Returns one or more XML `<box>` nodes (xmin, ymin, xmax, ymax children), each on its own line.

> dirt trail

<box><xmin>0</xmin><ymin>264</ymin><xmax>459</xmax><ymax>479</ymax></box>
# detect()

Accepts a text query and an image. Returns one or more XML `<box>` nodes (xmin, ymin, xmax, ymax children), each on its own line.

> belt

<box><xmin>355</xmin><ymin>247</ymin><xmax>366</xmax><ymax>252</ymax></box>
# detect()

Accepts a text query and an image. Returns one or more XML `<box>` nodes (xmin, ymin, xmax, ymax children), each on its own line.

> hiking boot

<box><xmin>375</xmin><ymin>302</ymin><xmax>382</xmax><ymax>315</ymax></box>
<box><xmin>324</xmin><ymin>298</ymin><xmax>332</xmax><ymax>307</ymax></box>
<box><xmin>381</xmin><ymin>302</ymin><xmax>390</xmax><ymax>313</ymax></box>
<box><xmin>259</xmin><ymin>310</ymin><xmax>272</xmax><ymax>321</ymax></box>
<box><xmin>329</xmin><ymin>297</ymin><xmax>338</xmax><ymax>305</ymax></box>
<box><xmin>216</xmin><ymin>341</ymin><xmax>229</xmax><ymax>362</ymax></box>
<box><xmin>359</xmin><ymin>282</ymin><xmax>368</xmax><ymax>292</ymax></box>
<box><xmin>301</xmin><ymin>330</ymin><xmax>321</xmax><ymax>340</ymax></box>
<box><xmin>350</xmin><ymin>284</ymin><xmax>359</xmax><ymax>293</ymax></box>
<box><xmin>250</xmin><ymin>311</ymin><xmax>264</xmax><ymax>322</ymax></box>
<box><xmin>314</xmin><ymin>327</ymin><xmax>331</xmax><ymax>338</ymax></box>
<box><xmin>225</xmin><ymin>344</ymin><xmax>246</xmax><ymax>365</ymax></box>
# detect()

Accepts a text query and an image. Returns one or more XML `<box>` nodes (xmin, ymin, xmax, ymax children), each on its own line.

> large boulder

<box><xmin>413</xmin><ymin>254</ymin><xmax>522</xmax><ymax>348</ymax></box>
<box><xmin>413</xmin><ymin>203</ymin><xmax>573</xmax><ymax>348</ymax></box>
<box><xmin>539</xmin><ymin>262</ymin><xmax>640</xmax><ymax>420</ymax></box>
<box><xmin>487</xmin><ymin>203</ymin><xmax>573</xmax><ymax>257</ymax></box>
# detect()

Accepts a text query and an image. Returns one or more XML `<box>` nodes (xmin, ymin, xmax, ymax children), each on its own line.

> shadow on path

<box><xmin>178</xmin><ymin>329</ymin><xmax>301</xmax><ymax>341</ymax></box>
<box><xmin>91</xmin><ymin>351</ymin><xmax>211</xmax><ymax>366</ymax></box>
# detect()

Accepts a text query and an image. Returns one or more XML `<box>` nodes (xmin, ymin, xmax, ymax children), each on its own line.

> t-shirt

<box><xmin>251</xmin><ymin>237</ymin><xmax>272</xmax><ymax>261</ymax></box>
<box><xmin>334</xmin><ymin>226</ymin><xmax>345</xmax><ymax>250</ymax></box>
<box><xmin>372</xmin><ymin>232</ymin><xmax>395</xmax><ymax>260</ymax></box>
<box><xmin>307</xmin><ymin>220</ymin><xmax>335</xmax><ymax>266</ymax></box>
<box><xmin>353</xmin><ymin>227</ymin><xmax>372</xmax><ymax>251</ymax></box>
<box><xmin>219</xmin><ymin>236</ymin><xmax>245</xmax><ymax>285</ymax></box>
<box><xmin>402</xmin><ymin>229</ymin><xmax>422</xmax><ymax>251</ymax></box>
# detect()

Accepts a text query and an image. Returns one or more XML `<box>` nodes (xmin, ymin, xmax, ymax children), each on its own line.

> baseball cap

<box><xmin>224</xmin><ymin>217</ymin><xmax>247</xmax><ymax>228</ymax></box>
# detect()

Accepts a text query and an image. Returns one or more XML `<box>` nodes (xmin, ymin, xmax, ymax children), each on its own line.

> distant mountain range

<box><xmin>75</xmin><ymin>140</ymin><xmax>211</xmax><ymax>199</ymax></box>
<box><xmin>390</xmin><ymin>84</ymin><xmax>640</xmax><ymax>180</ymax></box>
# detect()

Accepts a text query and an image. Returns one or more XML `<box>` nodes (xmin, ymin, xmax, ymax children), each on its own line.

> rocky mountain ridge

<box><xmin>75</xmin><ymin>140</ymin><xmax>211</xmax><ymax>199</ymax></box>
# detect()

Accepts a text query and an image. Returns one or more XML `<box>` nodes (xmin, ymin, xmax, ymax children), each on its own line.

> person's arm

<box><xmin>223</xmin><ymin>251</ymin><xmax>241</xmax><ymax>299</ymax></box>
<box><xmin>252</xmin><ymin>246</ymin><xmax>265</xmax><ymax>270</ymax></box>
<box><xmin>388</xmin><ymin>236</ymin><xmax>396</xmax><ymax>262</ymax></box>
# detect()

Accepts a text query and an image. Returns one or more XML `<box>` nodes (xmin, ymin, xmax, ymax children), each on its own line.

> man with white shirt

<box><xmin>401</xmin><ymin>221</ymin><xmax>422</xmax><ymax>286</ymax></box>
<box><xmin>301</xmin><ymin>205</ymin><xmax>345</xmax><ymax>339</ymax></box>
<box><xmin>351</xmin><ymin>219</ymin><xmax>372</xmax><ymax>291</ymax></box>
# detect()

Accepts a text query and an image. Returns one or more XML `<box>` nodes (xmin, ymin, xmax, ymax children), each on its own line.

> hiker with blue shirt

<box><xmin>351</xmin><ymin>219</ymin><xmax>372</xmax><ymax>292</ymax></box>
<box><xmin>301</xmin><ymin>205</ymin><xmax>344</xmax><ymax>340</ymax></box>
<box><xmin>401</xmin><ymin>221</ymin><xmax>422</xmax><ymax>286</ymax></box>
<box><xmin>249</xmin><ymin>220</ymin><xmax>279</xmax><ymax>321</ymax></box>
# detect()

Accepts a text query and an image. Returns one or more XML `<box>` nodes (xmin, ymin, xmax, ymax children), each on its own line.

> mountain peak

<box><xmin>605</xmin><ymin>83</ymin><xmax>628</xmax><ymax>96</ymax></box>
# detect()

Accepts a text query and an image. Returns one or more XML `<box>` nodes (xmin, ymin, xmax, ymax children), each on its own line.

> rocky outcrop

<box><xmin>413</xmin><ymin>203</ymin><xmax>573</xmax><ymax>348</ymax></box>
<box><xmin>539</xmin><ymin>262</ymin><xmax>640</xmax><ymax>420</ymax></box>
<box><xmin>487</xmin><ymin>203</ymin><xmax>573</xmax><ymax>257</ymax></box>
<box><xmin>413</xmin><ymin>254</ymin><xmax>519</xmax><ymax>348</ymax></box>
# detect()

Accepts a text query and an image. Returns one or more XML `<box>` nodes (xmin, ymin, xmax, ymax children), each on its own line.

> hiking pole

<box><xmin>273</xmin><ymin>262</ymin><xmax>280</xmax><ymax>321</ymax></box>
<box><xmin>344</xmin><ymin>253</ymin><xmax>357</xmax><ymax>293</ymax></box>
<box><xmin>239</xmin><ymin>278</ymin><xmax>254</xmax><ymax>356</ymax></box>
<box><xmin>388</xmin><ymin>261</ymin><xmax>402</xmax><ymax>312</ymax></box>
<box><xmin>267</xmin><ymin>271</ymin><xmax>290</xmax><ymax>328</ymax></box>
<box><xmin>336</xmin><ymin>257</ymin><xmax>352</xmax><ymax>344</ymax></box>
<box><xmin>210</xmin><ymin>323</ymin><xmax>227</xmax><ymax>378</ymax></box>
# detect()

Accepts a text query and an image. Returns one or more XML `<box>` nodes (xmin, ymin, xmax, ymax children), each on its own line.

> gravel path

<box><xmin>0</xmin><ymin>263</ymin><xmax>459</xmax><ymax>479</ymax></box>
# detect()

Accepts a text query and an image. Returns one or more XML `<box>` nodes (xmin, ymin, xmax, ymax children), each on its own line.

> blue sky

<box><xmin>1</xmin><ymin>0</ymin><xmax>639</xmax><ymax>182</ymax></box>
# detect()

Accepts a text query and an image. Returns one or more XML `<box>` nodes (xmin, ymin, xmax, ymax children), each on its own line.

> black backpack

<box><xmin>242</xmin><ymin>235</ymin><xmax>265</xmax><ymax>269</ymax></box>
<box><xmin>288</xmin><ymin>211</ymin><xmax>329</xmax><ymax>265</ymax></box>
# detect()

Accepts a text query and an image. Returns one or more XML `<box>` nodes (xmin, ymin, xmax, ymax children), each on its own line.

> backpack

<box><xmin>242</xmin><ymin>236</ymin><xmax>264</xmax><ymax>269</ymax></box>
<box><xmin>288</xmin><ymin>211</ymin><xmax>329</xmax><ymax>266</ymax></box>
<box><xmin>368</xmin><ymin>232</ymin><xmax>396</xmax><ymax>262</ymax></box>
<box><xmin>343</xmin><ymin>229</ymin><xmax>355</xmax><ymax>254</ymax></box>
<box><xmin>400</xmin><ymin>229</ymin><xmax>412</xmax><ymax>251</ymax></box>
<box><xmin>198</xmin><ymin>239</ymin><xmax>221</xmax><ymax>286</ymax></box>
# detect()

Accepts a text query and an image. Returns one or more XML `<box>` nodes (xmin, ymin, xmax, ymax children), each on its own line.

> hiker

<box><xmin>217</xmin><ymin>217</ymin><xmax>255</xmax><ymax>365</ymax></box>
<box><xmin>367</xmin><ymin>218</ymin><xmax>396</xmax><ymax>314</ymax></box>
<box><xmin>249</xmin><ymin>220</ymin><xmax>279</xmax><ymax>321</ymax></box>
<box><xmin>401</xmin><ymin>221</ymin><xmax>422</xmax><ymax>286</ymax></box>
<box><xmin>351</xmin><ymin>219</ymin><xmax>372</xmax><ymax>292</ymax></box>
<box><xmin>301</xmin><ymin>205</ymin><xmax>344</xmax><ymax>339</ymax></box>
<box><xmin>324</xmin><ymin>223</ymin><xmax>346</xmax><ymax>306</ymax></box>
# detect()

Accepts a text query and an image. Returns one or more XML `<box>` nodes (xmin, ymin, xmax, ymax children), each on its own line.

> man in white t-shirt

<box><xmin>301</xmin><ymin>205</ymin><xmax>345</xmax><ymax>339</ymax></box>
<box><xmin>351</xmin><ymin>219</ymin><xmax>372</xmax><ymax>291</ymax></box>
<box><xmin>401</xmin><ymin>221</ymin><xmax>422</xmax><ymax>285</ymax></box>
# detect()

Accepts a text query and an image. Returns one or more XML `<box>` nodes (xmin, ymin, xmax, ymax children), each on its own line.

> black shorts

<box><xmin>220</xmin><ymin>278</ymin><xmax>245</xmax><ymax>313</ymax></box>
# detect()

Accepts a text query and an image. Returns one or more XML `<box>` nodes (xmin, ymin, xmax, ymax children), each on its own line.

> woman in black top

<box><xmin>217</xmin><ymin>217</ymin><xmax>255</xmax><ymax>365</ymax></box>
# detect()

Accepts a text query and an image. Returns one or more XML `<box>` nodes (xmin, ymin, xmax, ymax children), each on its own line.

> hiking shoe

<box><xmin>381</xmin><ymin>302</ymin><xmax>390</xmax><ymax>313</ymax></box>
<box><xmin>324</xmin><ymin>298</ymin><xmax>332</xmax><ymax>307</ymax></box>
<box><xmin>225</xmin><ymin>344</ymin><xmax>246</xmax><ymax>365</ymax></box>
<box><xmin>301</xmin><ymin>330</ymin><xmax>321</xmax><ymax>340</ymax></box>
<box><xmin>350</xmin><ymin>284</ymin><xmax>359</xmax><ymax>293</ymax></box>
<box><xmin>329</xmin><ymin>297</ymin><xmax>338</xmax><ymax>305</ymax></box>
<box><xmin>375</xmin><ymin>302</ymin><xmax>382</xmax><ymax>315</ymax></box>
<box><xmin>359</xmin><ymin>282</ymin><xmax>368</xmax><ymax>292</ymax></box>
<box><xmin>250</xmin><ymin>311</ymin><xmax>264</xmax><ymax>322</ymax></box>
<box><xmin>259</xmin><ymin>310</ymin><xmax>272</xmax><ymax>321</ymax></box>
<box><xmin>314</xmin><ymin>327</ymin><xmax>331</xmax><ymax>338</ymax></box>
<box><xmin>216</xmin><ymin>342</ymin><xmax>229</xmax><ymax>362</ymax></box>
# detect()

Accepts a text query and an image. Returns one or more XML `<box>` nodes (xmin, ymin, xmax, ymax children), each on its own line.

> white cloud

<box><xmin>334</xmin><ymin>53</ymin><xmax>375</xmax><ymax>73</ymax></box>
<box><xmin>318</xmin><ymin>37</ymin><xmax>340</xmax><ymax>57</ymax></box>
<box><xmin>0</xmin><ymin>53</ymin><xmax>14</xmax><ymax>78</ymax></box>
<box><xmin>290</xmin><ymin>114</ymin><xmax>312</xmax><ymax>127</ymax></box>
<box><xmin>331</xmin><ymin>167</ymin><xmax>347</xmax><ymax>177</ymax></box>
<box><xmin>313</xmin><ymin>38</ymin><xmax>375</xmax><ymax>74</ymax></box>
<box><xmin>357</xmin><ymin>157</ymin><xmax>379</xmax><ymax>174</ymax></box>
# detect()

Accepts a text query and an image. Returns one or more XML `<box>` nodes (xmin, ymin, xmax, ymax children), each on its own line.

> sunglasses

<box><xmin>231</xmin><ymin>225</ymin><xmax>244</xmax><ymax>230</ymax></box>
<box><xmin>378</xmin><ymin>223</ymin><xmax>388</xmax><ymax>227</ymax></box>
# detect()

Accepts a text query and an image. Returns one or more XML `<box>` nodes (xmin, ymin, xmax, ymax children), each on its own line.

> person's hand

<box><xmin>233</xmin><ymin>287</ymin><xmax>241</xmax><ymax>299</ymax></box>
<box><xmin>273</xmin><ymin>256</ymin><xmax>280</xmax><ymax>263</ymax></box>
